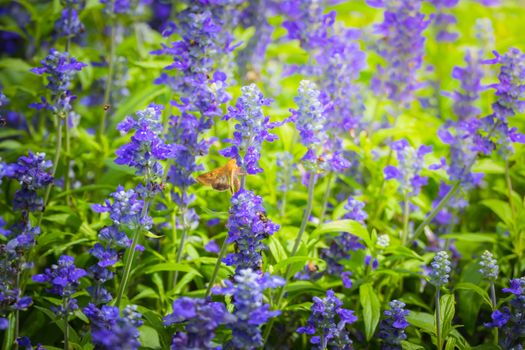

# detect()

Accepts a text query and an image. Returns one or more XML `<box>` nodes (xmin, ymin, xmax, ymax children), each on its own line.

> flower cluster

<box><xmin>99</xmin><ymin>0</ymin><xmax>132</xmax><ymax>14</ymax></box>
<box><xmin>429</xmin><ymin>251</ymin><xmax>451</xmax><ymax>288</ymax></box>
<box><xmin>30</xmin><ymin>48</ymin><xmax>86</xmax><ymax>115</ymax></box>
<box><xmin>485</xmin><ymin>278</ymin><xmax>525</xmax><ymax>349</ymax></box>
<box><xmin>32</xmin><ymin>255</ymin><xmax>86</xmax><ymax>316</ymax></box>
<box><xmin>116</xmin><ymin>104</ymin><xmax>170</xmax><ymax>190</ymax></box>
<box><xmin>90</xmin><ymin>186</ymin><xmax>150</xmax><ymax>303</ymax></box>
<box><xmin>151</xmin><ymin>1</ymin><xmax>240</xmax><ymax>119</ymax></box>
<box><xmin>54</xmin><ymin>1</ymin><xmax>84</xmax><ymax>39</ymax></box>
<box><xmin>223</xmin><ymin>189</ymin><xmax>279</xmax><ymax>273</ymax></box>
<box><xmin>297</xmin><ymin>289</ymin><xmax>357</xmax><ymax>349</ymax></box>
<box><xmin>9</xmin><ymin>152</ymin><xmax>53</xmax><ymax>214</ymax></box>
<box><xmin>369</xmin><ymin>0</ymin><xmax>431</xmax><ymax>104</ymax></box>
<box><xmin>221</xmin><ymin>84</ymin><xmax>279</xmax><ymax>174</ymax></box>
<box><xmin>378</xmin><ymin>300</ymin><xmax>410</xmax><ymax>349</ymax></box>
<box><xmin>384</xmin><ymin>139</ymin><xmax>432</xmax><ymax>195</ymax></box>
<box><xmin>320</xmin><ymin>197</ymin><xmax>367</xmax><ymax>276</ymax></box>
<box><xmin>84</xmin><ymin>303</ymin><xmax>143</xmax><ymax>350</ymax></box>
<box><xmin>164</xmin><ymin>297</ymin><xmax>235</xmax><ymax>349</ymax></box>
<box><xmin>291</xmin><ymin>80</ymin><xmax>348</xmax><ymax>173</ymax></box>
<box><xmin>481</xmin><ymin>48</ymin><xmax>525</xmax><ymax>157</ymax></box>
<box><xmin>213</xmin><ymin>269</ymin><xmax>284</xmax><ymax>350</ymax></box>
<box><xmin>479</xmin><ymin>250</ymin><xmax>499</xmax><ymax>281</ymax></box>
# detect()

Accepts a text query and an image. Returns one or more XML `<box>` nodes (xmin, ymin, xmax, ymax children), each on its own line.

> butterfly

<box><xmin>196</xmin><ymin>159</ymin><xmax>243</xmax><ymax>193</ymax></box>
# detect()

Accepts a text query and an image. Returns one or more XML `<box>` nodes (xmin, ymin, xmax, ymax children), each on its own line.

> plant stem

<box><xmin>173</xmin><ymin>208</ymin><xmax>188</xmax><ymax>287</ymax></box>
<box><xmin>43</xmin><ymin>116</ymin><xmax>63</xmax><ymax>208</ymax></box>
<box><xmin>205</xmin><ymin>237</ymin><xmax>229</xmax><ymax>298</ymax></box>
<box><xmin>505</xmin><ymin>160</ymin><xmax>516</xmax><ymax>219</ymax></box>
<box><xmin>63</xmin><ymin>115</ymin><xmax>71</xmax><ymax>205</ymax></box>
<box><xmin>490</xmin><ymin>281</ymin><xmax>497</xmax><ymax>310</ymax></box>
<box><xmin>319</xmin><ymin>173</ymin><xmax>333</xmax><ymax>224</ymax></box>
<box><xmin>14</xmin><ymin>270</ymin><xmax>20</xmax><ymax>349</ymax></box>
<box><xmin>99</xmin><ymin>14</ymin><xmax>116</xmax><ymax>139</ymax></box>
<box><xmin>401</xmin><ymin>191</ymin><xmax>410</xmax><ymax>245</ymax></box>
<box><xmin>436</xmin><ymin>289</ymin><xmax>442</xmax><ymax>350</ymax></box>
<box><xmin>115</xmin><ymin>200</ymin><xmax>150</xmax><ymax>307</ymax></box>
<box><xmin>262</xmin><ymin>173</ymin><xmax>316</xmax><ymax>345</ymax></box>
<box><xmin>413</xmin><ymin>181</ymin><xmax>461</xmax><ymax>240</ymax></box>
<box><xmin>63</xmin><ymin>297</ymin><xmax>69</xmax><ymax>350</ymax></box>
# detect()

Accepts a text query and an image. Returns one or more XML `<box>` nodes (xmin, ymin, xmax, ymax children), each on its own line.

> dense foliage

<box><xmin>1</xmin><ymin>0</ymin><xmax>525</xmax><ymax>349</ymax></box>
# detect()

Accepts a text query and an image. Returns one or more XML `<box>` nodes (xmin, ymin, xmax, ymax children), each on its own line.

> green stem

<box><xmin>63</xmin><ymin>114</ymin><xmax>71</xmax><ymax>205</ymax></box>
<box><xmin>43</xmin><ymin>116</ymin><xmax>63</xmax><ymax>209</ymax></box>
<box><xmin>99</xmin><ymin>12</ymin><xmax>116</xmax><ymax>139</ymax></box>
<box><xmin>205</xmin><ymin>238</ymin><xmax>229</xmax><ymax>298</ymax></box>
<box><xmin>115</xmin><ymin>200</ymin><xmax>150</xmax><ymax>307</ymax></box>
<box><xmin>401</xmin><ymin>191</ymin><xmax>410</xmax><ymax>245</ymax></box>
<box><xmin>505</xmin><ymin>160</ymin><xmax>516</xmax><ymax>220</ymax></box>
<box><xmin>63</xmin><ymin>297</ymin><xmax>69</xmax><ymax>350</ymax></box>
<box><xmin>413</xmin><ymin>181</ymin><xmax>461</xmax><ymax>240</ymax></box>
<box><xmin>319</xmin><ymin>173</ymin><xmax>333</xmax><ymax>224</ymax></box>
<box><xmin>173</xmin><ymin>208</ymin><xmax>188</xmax><ymax>288</ymax></box>
<box><xmin>436</xmin><ymin>289</ymin><xmax>442</xmax><ymax>350</ymax></box>
<box><xmin>490</xmin><ymin>281</ymin><xmax>496</xmax><ymax>310</ymax></box>
<box><xmin>262</xmin><ymin>173</ymin><xmax>316</xmax><ymax>344</ymax></box>
<box><xmin>14</xmin><ymin>270</ymin><xmax>20</xmax><ymax>350</ymax></box>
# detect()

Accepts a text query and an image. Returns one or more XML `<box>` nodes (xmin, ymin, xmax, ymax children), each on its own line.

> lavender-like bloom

<box><xmin>30</xmin><ymin>49</ymin><xmax>86</xmax><ymax>115</ymax></box>
<box><xmin>369</xmin><ymin>0</ymin><xmax>431</xmax><ymax>105</ymax></box>
<box><xmin>163</xmin><ymin>297</ymin><xmax>235</xmax><ymax>349</ymax></box>
<box><xmin>90</xmin><ymin>186</ymin><xmax>150</xmax><ymax>303</ymax></box>
<box><xmin>16</xmin><ymin>336</ymin><xmax>45</xmax><ymax>350</ymax></box>
<box><xmin>479</xmin><ymin>250</ymin><xmax>499</xmax><ymax>281</ymax></box>
<box><xmin>485</xmin><ymin>278</ymin><xmax>525</xmax><ymax>348</ymax></box>
<box><xmin>429</xmin><ymin>251</ymin><xmax>451</xmax><ymax>288</ymax></box>
<box><xmin>291</xmin><ymin>80</ymin><xmax>348</xmax><ymax>172</ymax></box>
<box><xmin>320</xmin><ymin>197</ymin><xmax>367</xmax><ymax>275</ymax></box>
<box><xmin>223</xmin><ymin>189</ymin><xmax>279</xmax><ymax>273</ymax></box>
<box><xmin>429</xmin><ymin>0</ymin><xmax>459</xmax><ymax>42</ymax></box>
<box><xmin>116</xmin><ymin>104</ymin><xmax>171</xmax><ymax>190</ymax></box>
<box><xmin>32</xmin><ymin>255</ymin><xmax>86</xmax><ymax>316</ymax></box>
<box><xmin>384</xmin><ymin>139</ymin><xmax>432</xmax><ymax>195</ymax></box>
<box><xmin>83</xmin><ymin>303</ymin><xmax>143</xmax><ymax>349</ymax></box>
<box><xmin>221</xmin><ymin>84</ymin><xmax>279</xmax><ymax>174</ymax></box>
<box><xmin>213</xmin><ymin>269</ymin><xmax>284</xmax><ymax>350</ymax></box>
<box><xmin>151</xmin><ymin>1</ymin><xmax>239</xmax><ymax>119</ymax></box>
<box><xmin>54</xmin><ymin>7</ymin><xmax>83</xmax><ymax>38</ymax></box>
<box><xmin>99</xmin><ymin>0</ymin><xmax>131</xmax><ymax>14</ymax></box>
<box><xmin>9</xmin><ymin>152</ymin><xmax>53</xmax><ymax>214</ymax></box>
<box><xmin>378</xmin><ymin>300</ymin><xmax>410</xmax><ymax>349</ymax></box>
<box><xmin>297</xmin><ymin>289</ymin><xmax>357</xmax><ymax>349</ymax></box>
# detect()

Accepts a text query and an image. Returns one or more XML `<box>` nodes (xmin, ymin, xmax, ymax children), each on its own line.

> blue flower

<box><xmin>479</xmin><ymin>250</ymin><xmax>499</xmax><ymax>281</ymax></box>
<box><xmin>32</xmin><ymin>255</ymin><xmax>86</xmax><ymax>316</ymax></box>
<box><xmin>384</xmin><ymin>139</ymin><xmax>432</xmax><ymax>195</ymax></box>
<box><xmin>54</xmin><ymin>8</ymin><xmax>83</xmax><ymax>38</ymax></box>
<box><xmin>115</xmin><ymin>104</ymin><xmax>170</xmax><ymax>183</ymax></box>
<box><xmin>84</xmin><ymin>303</ymin><xmax>143</xmax><ymax>350</ymax></box>
<box><xmin>378</xmin><ymin>300</ymin><xmax>410</xmax><ymax>349</ymax></box>
<box><xmin>429</xmin><ymin>251</ymin><xmax>451</xmax><ymax>287</ymax></box>
<box><xmin>369</xmin><ymin>0</ymin><xmax>431</xmax><ymax>104</ymax></box>
<box><xmin>221</xmin><ymin>84</ymin><xmax>279</xmax><ymax>174</ymax></box>
<box><xmin>223</xmin><ymin>189</ymin><xmax>279</xmax><ymax>273</ymax></box>
<box><xmin>164</xmin><ymin>297</ymin><xmax>235</xmax><ymax>350</ymax></box>
<box><xmin>485</xmin><ymin>278</ymin><xmax>525</xmax><ymax>348</ymax></box>
<box><xmin>297</xmin><ymin>289</ymin><xmax>357</xmax><ymax>350</ymax></box>
<box><xmin>213</xmin><ymin>269</ymin><xmax>284</xmax><ymax>349</ymax></box>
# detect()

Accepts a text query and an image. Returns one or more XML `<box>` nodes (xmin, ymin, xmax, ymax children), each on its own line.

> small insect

<box><xmin>0</xmin><ymin>118</ymin><xmax>6</xmax><ymax>127</ymax></box>
<box><xmin>196</xmin><ymin>159</ymin><xmax>243</xmax><ymax>193</ymax></box>
<box><xmin>307</xmin><ymin>261</ymin><xmax>318</xmax><ymax>273</ymax></box>
<box><xmin>257</xmin><ymin>211</ymin><xmax>268</xmax><ymax>223</ymax></box>
<box><xmin>103</xmin><ymin>104</ymin><xmax>111</xmax><ymax>111</ymax></box>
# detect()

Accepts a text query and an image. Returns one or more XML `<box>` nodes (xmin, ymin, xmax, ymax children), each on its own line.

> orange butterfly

<box><xmin>196</xmin><ymin>159</ymin><xmax>243</xmax><ymax>193</ymax></box>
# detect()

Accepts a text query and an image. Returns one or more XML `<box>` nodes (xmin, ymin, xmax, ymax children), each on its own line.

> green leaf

<box><xmin>310</xmin><ymin>220</ymin><xmax>370</xmax><ymax>246</ymax></box>
<box><xmin>440</xmin><ymin>293</ymin><xmax>455</xmax><ymax>340</ymax></box>
<box><xmin>144</xmin><ymin>231</ymin><xmax>163</xmax><ymax>239</ymax></box>
<box><xmin>359</xmin><ymin>283</ymin><xmax>381</xmax><ymax>341</ymax></box>
<box><xmin>139</xmin><ymin>325</ymin><xmax>161</xmax><ymax>349</ymax></box>
<box><xmin>481</xmin><ymin>199</ymin><xmax>512</xmax><ymax>226</ymax></box>
<box><xmin>143</xmin><ymin>263</ymin><xmax>202</xmax><ymax>277</ymax></box>
<box><xmin>445</xmin><ymin>337</ymin><xmax>457</xmax><ymax>350</ymax></box>
<box><xmin>401</xmin><ymin>341</ymin><xmax>425</xmax><ymax>350</ymax></box>
<box><xmin>273</xmin><ymin>256</ymin><xmax>324</xmax><ymax>272</ymax></box>
<box><xmin>454</xmin><ymin>283</ymin><xmax>493</xmax><ymax>308</ymax></box>
<box><xmin>406</xmin><ymin>311</ymin><xmax>435</xmax><ymax>334</ymax></box>
<box><xmin>440</xmin><ymin>233</ymin><xmax>497</xmax><ymax>243</ymax></box>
